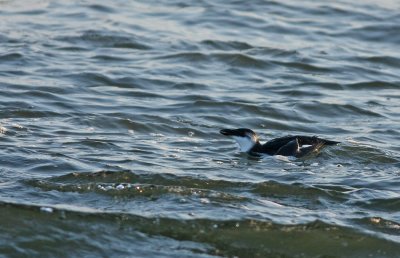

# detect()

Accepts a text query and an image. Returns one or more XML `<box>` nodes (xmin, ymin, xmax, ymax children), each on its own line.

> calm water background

<box><xmin>1</xmin><ymin>0</ymin><xmax>400</xmax><ymax>257</ymax></box>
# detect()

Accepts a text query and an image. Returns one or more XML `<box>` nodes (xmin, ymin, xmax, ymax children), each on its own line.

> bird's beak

<box><xmin>220</xmin><ymin>129</ymin><xmax>235</xmax><ymax>136</ymax></box>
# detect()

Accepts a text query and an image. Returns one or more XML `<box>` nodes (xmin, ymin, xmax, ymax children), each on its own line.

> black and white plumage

<box><xmin>220</xmin><ymin>128</ymin><xmax>340</xmax><ymax>158</ymax></box>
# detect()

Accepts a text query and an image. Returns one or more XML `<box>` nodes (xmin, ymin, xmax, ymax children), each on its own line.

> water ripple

<box><xmin>1</xmin><ymin>0</ymin><xmax>400</xmax><ymax>256</ymax></box>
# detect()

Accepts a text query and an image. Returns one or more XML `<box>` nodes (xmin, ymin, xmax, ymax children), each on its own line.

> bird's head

<box><xmin>220</xmin><ymin>128</ymin><xmax>259</xmax><ymax>152</ymax></box>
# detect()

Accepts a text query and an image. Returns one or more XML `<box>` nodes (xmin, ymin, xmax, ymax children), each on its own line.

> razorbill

<box><xmin>220</xmin><ymin>128</ymin><xmax>339</xmax><ymax>158</ymax></box>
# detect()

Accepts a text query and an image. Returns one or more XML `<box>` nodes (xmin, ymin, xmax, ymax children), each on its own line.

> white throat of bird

<box><xmin>232</xmin><ymin>135</ymin><xmax>257</xmax><ymax>152</ymax></box>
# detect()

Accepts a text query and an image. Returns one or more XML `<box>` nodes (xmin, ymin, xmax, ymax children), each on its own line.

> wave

<box><xmin>55</xmin><ymin>30</ymin><xmax>151</xmax><ymax>50</ymax></box>
<box><xmin>1</xmin><ymin>199</ymin><xmax>399</xmax><ymax>257</ymax></box>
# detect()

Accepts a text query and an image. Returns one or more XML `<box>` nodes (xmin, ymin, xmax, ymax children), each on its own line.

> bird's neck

<box><xmin>232</xmin><ymin>136</ymin><xmax>258</xmax><ymax>152</ymax></box>
<box><xmin>249</xmin><ymin>141</ymin><xmax>263</xmax><ymax>153</ymax></box>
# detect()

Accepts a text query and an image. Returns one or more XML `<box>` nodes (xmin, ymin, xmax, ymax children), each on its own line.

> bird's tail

<box><xmin>322</xmin><ymin>139</ymin><xmax>340</xmax><ymax>145</ymax></box>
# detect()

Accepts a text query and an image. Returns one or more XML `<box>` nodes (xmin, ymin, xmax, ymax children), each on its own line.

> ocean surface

<box><xmin>1</xmin><ymin>0</ymin><xmax>400</xmax><ymax>257</ymax></box>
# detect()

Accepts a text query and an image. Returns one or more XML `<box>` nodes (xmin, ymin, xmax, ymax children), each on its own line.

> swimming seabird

<box><xmin>220</xmin><ymin>128</ymin><xmax>339</xmax><ymax>158</ymax></box>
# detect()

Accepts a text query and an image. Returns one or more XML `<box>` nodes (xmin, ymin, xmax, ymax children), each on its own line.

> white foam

<box><xmin>116</xmin><ymin>184</ymin><xmax>125</xmax><ymax>190</ymax></box>
<box><xmin>40</xmin><ymin>207</ymin><xmax>54</xmax><ymax>213</ymax></box>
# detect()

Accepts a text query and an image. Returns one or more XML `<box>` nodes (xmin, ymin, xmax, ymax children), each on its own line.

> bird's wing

<box><xmin>262</xmin><ymin>135</ymin><xmax>298</xmax><ymax>153</ymax></box>
<box><xmin>296</xmin><ymin>142</ymin><xmax>325</xmax><ymax>158</ymax></box>
<box><xmin>275</xmin><ymin>139</ymin><xmax>300</xmax><ymax>156</ymax></box>
<box><xmin>297</xmin><ymin>136</ymin><xmax>340</xmax><ymax>146</ymax></box>
<box><xmin>263</xmin><ymin>135</ymin><xmax>339</xmax><ymax>155</ymax></box>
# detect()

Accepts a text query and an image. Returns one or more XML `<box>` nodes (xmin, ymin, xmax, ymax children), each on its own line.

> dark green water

<box><xmin>1</xmin><ymin>0</ymin><xmax>400</xmax><ymax>257</ymax></box>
